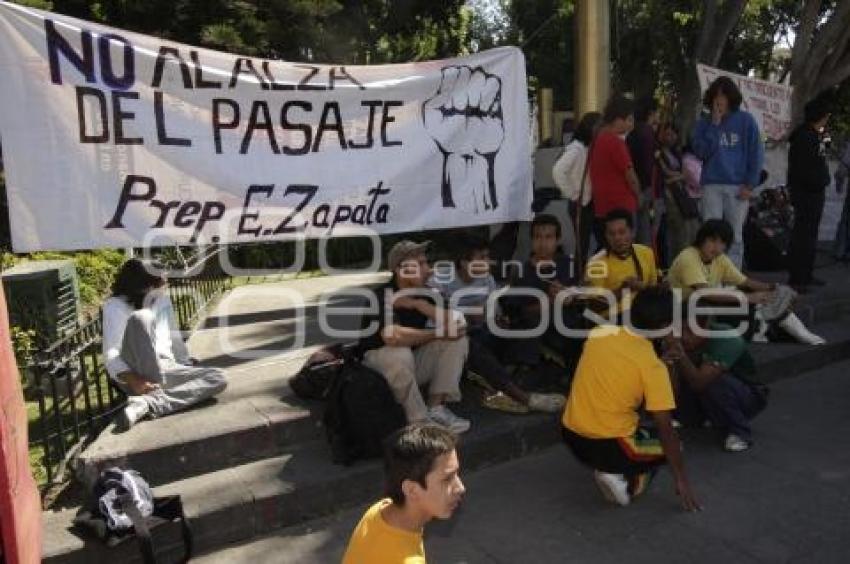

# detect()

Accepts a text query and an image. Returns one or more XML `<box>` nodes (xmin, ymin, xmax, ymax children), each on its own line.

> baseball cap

<box><xmin>387</xmin><ymin>240</ymin><xmax>431</xmax><ymax>272</ymax></box>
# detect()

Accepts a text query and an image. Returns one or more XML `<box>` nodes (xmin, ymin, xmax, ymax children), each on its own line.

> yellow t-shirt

<box><xmin>585</xmin><ymin>244</ymin><xmax>658</xmax><ymax>312</ymax></box>
<box><xmin>562</xmin><ymin>326</ymin><xmax>675</xmax><ymax>439</ymax></box>
<box><xmin>342</xmin><ymin>499</ymin><xmax>426</xmax><ymax>564</ymax></box>
<box><xmin>667</xmin><ymin>247</ymin><xmax>747</xmax><ymax>299</ymax></box>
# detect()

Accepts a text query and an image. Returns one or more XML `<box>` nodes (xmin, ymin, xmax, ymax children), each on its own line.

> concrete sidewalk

<box><xmin>197</xmin><ymin>359</ymin><xmax>850</xmax><ymax>564</ymax></box>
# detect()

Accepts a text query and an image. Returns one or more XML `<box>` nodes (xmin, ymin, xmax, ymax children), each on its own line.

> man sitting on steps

<box><xmin>429</xmin><ymin>233</ymin><xmax>565</xmax><ymax>414</ymax></box>
<box><xmin>359</xmin><ymin>240</ymin><xmax>470</xmax><ymax>434</ymax></box>
<box><xmin>102</xmin><ymin>259</ymin><xmax>227</xmax><ymax>431</ymax></box>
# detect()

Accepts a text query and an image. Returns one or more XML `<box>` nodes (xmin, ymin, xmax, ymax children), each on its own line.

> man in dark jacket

<box><xmin>787</xmin><ymin>95</ymin><xmax>832</xmax><ymax>292</ymax></box>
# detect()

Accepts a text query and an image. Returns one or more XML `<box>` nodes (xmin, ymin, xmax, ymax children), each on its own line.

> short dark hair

<box><xmin>693</xmin><ymin>219</ymin><xmax>734</xmax><ymax>248</ymax></box>
<box><xmin>702</xmin><ymin>76</ymin><xmax>743</xmax><ymax>111</ymax></box>
<box><xmin>804</xmin><ymin>92</ymin><xmax>832</xmax><ymax>124</ymax></box>
<box><xmin>455</xmin><ymin>233</ymin><xmax>490</xmax><ymax>267</ymax></box>
<box><xmin>634</xmin><ymin>96</ymin><xmax>659</xmax><ymax>123</ymax></box>
<box><xmin>573</xmin><ymin>111</ymin><xmax>602</xmax><ymax>146</ymax></box>
<box><xmin>111</xmin><ymin>258</ymin><xmax>166</xmax><ymax>310</ymax></box>
<box><xmin>384</xmin><ymin>424</ymin><xmax>458</xmax><ymax>505</ymax></box>
<box><xmin>631</xmin><ymin>286</ymin><xmax>674</xmax><ymax>331</ymax></box>
<box><xmin>602</xmin><ymin>94</ymin><xmax>634</xmax><ymax>124</ymax></box>
<box><xmin>603</xmin><ymin>208</ymin><xmax>634</xmax><ymax>230</ymax></box>
<box><xmin>531</xmin><ymin>214</ymin><xmax>562</xmax><ymax>239</ymax></box>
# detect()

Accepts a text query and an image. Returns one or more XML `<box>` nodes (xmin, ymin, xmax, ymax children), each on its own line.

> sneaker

<box><xmin>593</xmin><ymin>471</ymin><xmax>630</xmax><ymax>506</ymax></box>
<box><xmin>527</xmin><ymin>392</ymin><xmax>566</xmax><ymax>413</ymax></box>
<box><xmin>482</xmin><ymin>392</ymin><xmax>529</xmax><ymax>414</ymax></box>
<box><xmin>428</xmin><ymin>405</ymin><xmax>471</xmax><ymax>434</ymax></box>
<box><xmin>724</xmin><ymin>434</ymin><xmax>751</xmax><ymax>452</ymax></box>
<box><xmin>116</xmin><ymin>396</ymin><xmax>150</xmax><ymax>432</ymax></box>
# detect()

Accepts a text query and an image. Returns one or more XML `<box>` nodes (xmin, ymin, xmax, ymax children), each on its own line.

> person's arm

<box><xmin>739</xmin><ymin>277</ymin><xmax>775</xmax><ymax>293</ymax></box>
<box><xmin>674</xmin><ymin>349</ymin><xmax>723</xmax><ymax>392</ymax></box>
<box><xmin>690</xmin><ymin>117</ymin><xmax>719</xmax><ymax>162</ymax></box>
<box><xmin>380</xmin><ymin>325</ymin><xmax>438</xmax><ymax>348</ymax></box>
<box><xmin>626</xmin><ymin>166</ymin><xmax>641</xmax><ymax>200</ymax></box>
<box><xmin>552</xmin><ymin>145</ymin><xmax>577</xmax><ymax>200</ymax></box>
<box><xmin>102</xmin><ymin>300</ymin><xmax>160</xmax><ymax>394</ymax></box>
<box><xmin>102</xmin><ymin>300</ymin><xmax>132</xmax><ymax>380</ymax></box>
<box><xmin>650</xmin><ymin>410</ymin><xmax>702</xmax><ymax>511</ymax></box>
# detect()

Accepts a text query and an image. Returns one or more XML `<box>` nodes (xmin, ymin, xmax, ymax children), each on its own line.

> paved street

<box><xmin>198</xmin><ymin>358</ymin><xmax>850</xmax><ymax>564</ymax></box>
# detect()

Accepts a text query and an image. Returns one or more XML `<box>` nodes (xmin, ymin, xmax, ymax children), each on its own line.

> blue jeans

<box><xmin>699</xmin><ymin>375</ymin><xmax>766</xmax><ymax>441</ymax></box>
<box><xmin>702</xmin><ymin>184</ymin><xmax>750</xmax><ymax>269</ymax></box>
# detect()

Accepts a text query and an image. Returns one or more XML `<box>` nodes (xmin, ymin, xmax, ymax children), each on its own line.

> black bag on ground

<box><xmin>73</xmin><ymin>468</ymin><xmax>193</xmax><ymax>564</ymax></box>
<box><xmin>289</xmin><ymin>344</ymin><xmax>346</xmax><ymax>400</ymax></box>
<box><xmin>323</xmin><ymin>353</ymin><xmax>406</xmax><ymax>466</ymax></box>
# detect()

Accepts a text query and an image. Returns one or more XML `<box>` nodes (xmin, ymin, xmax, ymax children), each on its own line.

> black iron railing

<box><xmin>28</xmin><ymin>274</ymin><xmax>230</xmax><ymax>490</ymax></box>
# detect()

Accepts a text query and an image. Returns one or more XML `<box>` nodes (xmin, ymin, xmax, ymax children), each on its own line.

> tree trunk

<box><xmin>789</xmin><ymin>0</ymin><xmax>850</xmax><ymax>127</ymax></box>
<box><xmin>675</xmin><ymin>0</ymin><xmax>747</xmax><ymax>137</ymax></box>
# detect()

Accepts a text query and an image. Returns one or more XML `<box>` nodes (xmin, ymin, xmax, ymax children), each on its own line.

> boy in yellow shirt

<box><xmin>343</xmin><ymin>424</ymin><xmax>465</xmax><ymax>564</ymax></box>
<box><xmin>562</xmin><ymin>287</ymin><xmax>701</xmax><ymax>511</ymax></box>
<box><xmin>585</xmin><ymin>208</ymin><xmax>658</xmax><ymax>315</ymax></box>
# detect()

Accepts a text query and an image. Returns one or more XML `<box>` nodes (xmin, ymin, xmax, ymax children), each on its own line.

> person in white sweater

<box><xmin>102</xmin><ymin>259</ymin><xmax>227</xmax><ymax>431</ymax></box>
<box><xmin>552</xmin><ymin>112</ymin><xmax>601</xmax><ymax>266</ymax></box>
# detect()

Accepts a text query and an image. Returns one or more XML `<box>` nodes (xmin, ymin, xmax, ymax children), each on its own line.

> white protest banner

<box><xmin>697</xmin><ymin>63</ymin><xmax>793</xmax><ymax>141</ymax></box>
<box><xmin>0</xmin><ymin>2</ymin><xmax>532</xmax><ymax>252</ymax></box>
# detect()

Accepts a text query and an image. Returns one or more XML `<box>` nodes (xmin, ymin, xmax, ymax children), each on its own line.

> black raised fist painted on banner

<box><xmin>422</xmin><ymin>65</ymin><xmax>504</xmax><ymax>213</ymax></box>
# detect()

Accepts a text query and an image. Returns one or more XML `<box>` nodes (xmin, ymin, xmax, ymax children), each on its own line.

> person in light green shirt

<box><xmin>667</xmin><ymin>219</ymin><xmax>825</xmax><ymax>345</ymax></box>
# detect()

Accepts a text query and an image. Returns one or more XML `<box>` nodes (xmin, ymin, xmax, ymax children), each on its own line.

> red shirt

<box><xmin>589</xmin><ymin>130</ymin><xmax>637</xmax><ymax>217</ymax></box>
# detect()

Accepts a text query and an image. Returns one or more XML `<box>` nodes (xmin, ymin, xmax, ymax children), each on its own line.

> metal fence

<box><xmin>28</xmin><ymin>274</ymin><xmax>231</xmax><ymax>489</ymax></box>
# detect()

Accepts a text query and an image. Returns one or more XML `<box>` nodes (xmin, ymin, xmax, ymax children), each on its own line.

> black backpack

<box><xmin>289</xmin><ymin>344</ymin><xmax>346</xmax><ymax>401</ymax></box>
<box><xmin>323</xmin><ymin>351</ymin><xmax>406</xmax><ymax>466</ymax></box>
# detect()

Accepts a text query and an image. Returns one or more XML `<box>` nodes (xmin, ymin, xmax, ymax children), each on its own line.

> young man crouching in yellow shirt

<box><xmin>342</xmin><ymin>424</ymin><xmax>465</xmax><ymax>564</ymax></box>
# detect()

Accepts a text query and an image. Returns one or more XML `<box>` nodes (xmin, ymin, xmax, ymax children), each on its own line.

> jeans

<box><xmin>702</xmin><ymin>184</ymin><xmax>750</xmax><ymax>269</ymax></box>
<box><xmin>677</xmin><ymin>373</ymin><xmax>766</xmax><ymax>441</ymax></box>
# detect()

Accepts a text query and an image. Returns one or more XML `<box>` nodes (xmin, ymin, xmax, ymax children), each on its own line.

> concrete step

<box><xmin>44</xmin><ymin>407</ymin><xmax>558</xmax><ymax>563</ymax></box>
<box><xmin>77</xmin><ymin>312</ymin><xmax>850</xmax><ymax>491</ymax></box>
<box><xmin>76</xmin><ymin>353</ymin><xmax>321</xmax><ymax>488</ymax></box>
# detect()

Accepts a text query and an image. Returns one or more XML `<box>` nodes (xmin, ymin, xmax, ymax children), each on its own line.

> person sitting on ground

<box><xmin>429</xmin><ymin>234</ymin><xmax>565</xmax><ymax>414</ymax></box>
<box><xmin>585</xmin><ymin>208</ymin><xmax>659</xmax><ymax>317</ymax></box>
<box><xmin>343</xmin><ymin>423</ymin><xmax>465</xmax><ymax>564</ymax></box>
<box><xmin>501</xmin><ymin>214</ymin><xmax>583</xmax><ymax>382</ymax></box>
<box><xmin>359</xmin><ymin>240</ymin><xmax>470</xmax><ymax>434</ymax></box>
<box><xmin>561</xmin><ymin>286</ymin><xmax>702</xmax><ymax>511</ymax></box>
<box><xmin>667</xmin><ymin>219</ymin><xmax>825</xmax><ymax>345</ymax></box>
<box><xmin>102</xmin><ymin>259</ymin><xmax>227</xmax><ymax>431</ymax></box>
<box><xmin>668</xmin><ymin>307</ymin><xmax>768</xmax><ymax>453</ymax></box>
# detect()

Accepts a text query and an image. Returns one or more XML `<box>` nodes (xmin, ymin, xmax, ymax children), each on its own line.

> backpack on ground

<box><xmin>73</xmin><ymin>467</ymin><xmax>193</xmax><ymax>564</ymax></box>
<box><xmin>289</xmin><ymin>344</ymin><xmax>347</xmax><ymax>400</ymax></box>
<box><xmin>323</xmin><ymin>350</ymin><xmax>406</xmax><ymax>466</ymax></box>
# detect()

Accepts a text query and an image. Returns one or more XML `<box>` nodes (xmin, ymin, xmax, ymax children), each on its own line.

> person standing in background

<box><xmin>692</xmin><ymin>76</ymin><xmax>764</xmax><ymax>269</ymax></box>
<box><xmin>589</xmin><ymin>94</ymin><xmax>640</xmax><ymax>252</ymax></box>
<box><xmin>833</xmin><ymin>139</ymin><xmax>850</xmax><ymax>261</ymax></box>
<box><xmin>552</xmin><ymin>111</ymin><xmax>602</xmax><ymax>268</ymax></box>
<box><xmin>656</xmin><ymin>122</ymin><xmax>701</xmax><ymax>260</ymax></box>
<box><xmin>786</xmin><ymin>94</ymin><xmax>832</xmax><ymax>293</ymax></box>
<box><xmin>627</xmin><ymin>96</ymin><xmax>661</xmax><ymax>247</ymax></box>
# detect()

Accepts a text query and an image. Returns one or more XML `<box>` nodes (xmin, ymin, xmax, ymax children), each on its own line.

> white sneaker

<box><xmin>527</xmin><ymin>393</ymin><xmax>566</xmax><ymax>413</ymax></box>
<box><xmin>116</xmin><ymin>396</ymin><xmax>150</xmax><ymax>432</ymax></box>
<box><xmin>593</xmin><ymin>471</ymin><xmax>630</xmax><ymax>506</ymax></box>
<box><xmin>724</xmin><ymin>434</ymin><xmax>751</xmax><ymax>452</ymax></box>
<box><xmin>427</xmin><ymin>405</ymin><xmax>471</xmax><ymax>434</ymax></box>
